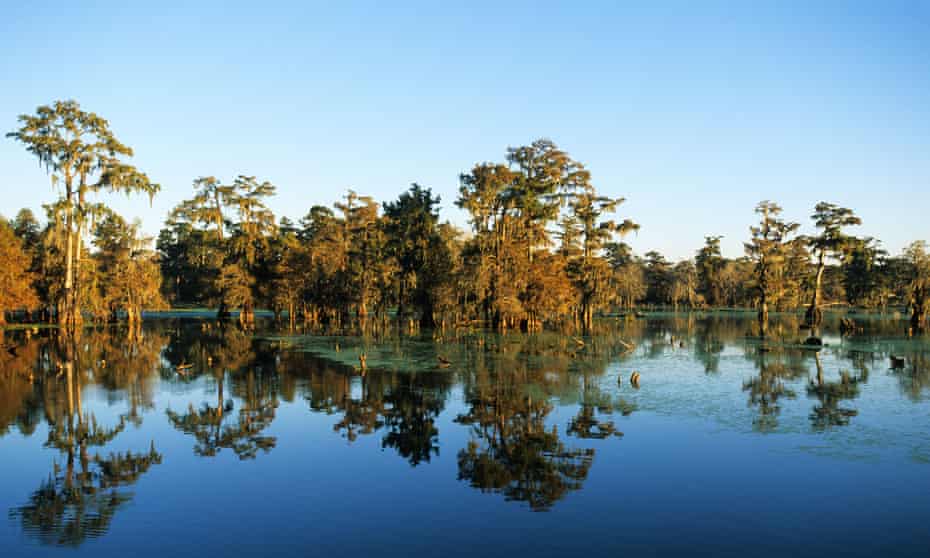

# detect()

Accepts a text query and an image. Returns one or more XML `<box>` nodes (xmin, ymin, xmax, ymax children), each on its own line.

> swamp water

<box><xmin>1</xmin><ymin>313</ymin><xmax>929</xmax><ymax>557</ymax></box>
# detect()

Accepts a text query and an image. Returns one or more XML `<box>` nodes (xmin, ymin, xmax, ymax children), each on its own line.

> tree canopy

<box><xmin>2</xmin><ymin>105</ymin><xmax>927</xmax><ymax>335</ymax></box>
<box><xmin>6</xmin><ymin>100</ymin><xmax>158</xmax><ymax>333</ymax></box>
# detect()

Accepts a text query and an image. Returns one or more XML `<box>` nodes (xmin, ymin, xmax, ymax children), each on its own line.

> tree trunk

<box><xmin>397</xmin><ymin>279</ymin><xmax>407</xmax><ymax>321</ymax></box>
<box><xmin>72</xmin><ymin>189</ymin><xmax>88</xmax><ymax>332</ymax></box>
<box><xmin>419</xmin><ymin>301</ymin><xmax>435</xmax><ymax>329</ymax></box>
<box><xmin>814</xmin><ymin>352</ymin><xmax>824</xmax><ymax>387</ymax></box>
<box><xmin>911</xmin><ymin>288</ymin><xmax>926</xmax><ymax>332</ymax></box>
<box><xmin>128</xmin><ymin>308</ymin><xmax>142</xmax><ymax>342</ymax></box>
<box><xmin>130</xmin><ymin>305</ymin><xmax>141</xmax><ymax>328</ymax></box>
<box><xmin>62</xmin><ymin>210</ymin><xmax>76</xmax><ymax>331</ymax></box>
<box><xmin>217</xmin><ymin>376</ymin><xmax>224</xmax><ymax>418</ymax></box>
<box><xmin>911</xmin><ymin>308</ymin><xmax>924</xmax><ymax>332</ymax></box>
<box><xmin>581</xmin><ymin>303</ymin><xmax>593</xmax><ymax>332</ymax></box>
<box><xmin>758</xmin><ymin>299</ymin><xmax>769</xmax><ymax>336</ymax></box>
<box><xmin>239</xmin><ymin>300</ymin><xmax>255</xmax><ymax>329</ymax></box>
<box><xmin>806</xmin><ymin>255</ymin><xmax>825</xmax><ymax>326</ymax></box>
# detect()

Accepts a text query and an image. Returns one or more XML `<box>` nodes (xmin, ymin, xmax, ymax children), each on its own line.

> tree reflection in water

<box><xmin>891</xmin><ymin>350</ymin><xmax>930</xmax><ymax>401</ymax></box>
<box><xmin>294</xmin><ymin>351</ymin><xmax>449</xmax><ymax>466</ymax></box>
<box><xmin>1</xmin><ymin>312</ymin><xmax>927</xmax><ymax>541</ymax></box>
<box><xmin>5</xmin><ymin>328</ymin><xmax>164</xmax><ymax>547</ymax></box>
<box><xmin>743</xmin><ymin>345</ymin><xmax>806</xmax><ymax>432</ymax></box>
<box><xmin>13</xmin><ymin>444</ymin><xmax>162</xmax><ymax>547</ymax></box>
<box><xmin>741</xmin><ymin>339</ymin><xmax>874</xmax><ymax>433</ymax></box>
<box><xmin>455</xmin><ymin>381</ymin><xmax>594</xmax><ymax>511</ymax></box>
<box><xmin>807</xmin><ymin>351</ymin><xmax>867</xmax><ymax>430</ymax></box>
<box><xmin>166</xmin><ymin>325</ymin><xmax>279</xmax><ymax>459</ymax></box>
<box><xmin>380</xmin><ymin>374</ymin><xmax>445</xmax><ymax>466</ymax></box>
<box><xmin>451</xmin><ymin>343</ymin><xmax>628</xmax><ymax>511</ymax></box>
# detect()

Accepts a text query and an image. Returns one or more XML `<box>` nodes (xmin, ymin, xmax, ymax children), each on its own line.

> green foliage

<box><xmin>92</xmin><ymin>213</ymin><xmax>165</xmax><ymax>322</ymax></box>
<box><xmin>11</xmin><ymin>209</ymin><xmax>40</xmax><ymax>247</ymax></box>
<box><xmin>5</xmin><ymin>110</ymin><xmax>927</xmax><ymax>333</ymax></box>
<box><xmin>671</xmin><ymin>260</ymin><xmax>700</xmax><ymax>309</ymax></box>
<box><xmin>696</xmin><ymin>236</ymin><xmax>725</xmax><ymax>306</ymax></box>
<box><xmin>905</xmin><ymin>241</ymin><xmax>930</xmax><ymax>330</ymax></box>
<box><xmin>804</xmin><ymin>202</ymin><xmax>862</xmax><ymax>324</ymax></box>
<box><xmin>384</xmin><ymin>184</ymin><xmax>452</xmax><ymax>326</ymax></box>
<box><xmin>159</xmin><ymin>175</ymin><xmax>277</xmax><ymax>323</ymax></box>
<box><xmin>842</xmin><ymin>238</ymin><xmax>885</xmax><ymax>307</ymax></box>
<box><xmin>744</xmin><ymin>201</ymin><xmax>800</xmax><ymax>331</ymax></box>
<box><xmin>643</xmin><ymin>251</ymin><xmax>673</xmax><ymax>306</ymax></box>
<box><xmin>7</xmin><ymin>100</ymin><xmax>158</xmax><ymax>330</ymax></box>
<box><xmin>216</xmin><ymin>264</ymin><xmax>255</xmax><ymax>310</ymax></box>
<box><xmin>456</xmin><ymin>140</ymin><xmax>637</xmax><ymax>330</ymax></box>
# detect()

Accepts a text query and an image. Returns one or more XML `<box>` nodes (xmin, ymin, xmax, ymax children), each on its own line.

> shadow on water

<box><xmin>1</xmin><ymin>311</ymin><xmax>929</xmax><ymax>546</ymax></box>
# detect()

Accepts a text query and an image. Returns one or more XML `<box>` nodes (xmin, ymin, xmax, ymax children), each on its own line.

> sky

<box><xmin>1</xmin><ymin>0</ymin><xmax>928</xmax><ymax>260</ymax></box>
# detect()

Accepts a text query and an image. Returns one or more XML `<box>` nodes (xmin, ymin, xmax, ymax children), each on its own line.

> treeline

<box><xmin>2</xmin><ymin>100</ymin><xmax>929</xmax><ymax>333</ymax></box>
<box><xmin>155</xmin><ymin>190</ymin><xmax>930</xmax><ymax>333</ymax></box>
<box><xmin>155</xmin><ymin>138</ymin><xmax>643</xmax><ymax>331</ymax></box>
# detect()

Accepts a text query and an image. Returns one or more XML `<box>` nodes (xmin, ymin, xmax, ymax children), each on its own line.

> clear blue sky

<box><xmin>1</xmin><ymin>1</ymin><xmax>928</xmax><ymax>260</ymax></box>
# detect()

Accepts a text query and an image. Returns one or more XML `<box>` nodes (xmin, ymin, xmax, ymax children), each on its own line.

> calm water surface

<box><xmin>1</xmin><ymin>313</ymin><xmax>929</xmax><ymax>557</ymax></box>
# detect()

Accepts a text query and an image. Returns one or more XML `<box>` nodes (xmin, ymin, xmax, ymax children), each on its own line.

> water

<box><xmin>1</xmin><ymin>313</ymin><xmax>929</xmax><ymax>557</ymax></box>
